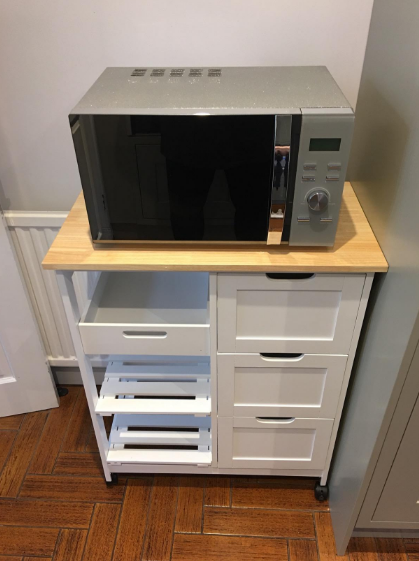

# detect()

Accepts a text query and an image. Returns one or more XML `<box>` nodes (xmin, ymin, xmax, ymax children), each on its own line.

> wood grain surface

<box><xmin>142</xmin><ymin>476</ymin><xmax>179</xmax><ymax>561</ymax></box>
<box><xmin>19</xmin><ymin>475</ymin><xmax>125</xmax><ymax>502</ymax></box>
<box><xmin>0</xmin><ymin>526</ymin><xmax>59</xmax><ymax>556</ymax></box>
<box><xmin>54</xmin><ymin>529</ymin><xmax>88</xmax><ymax>561</ymax></box>
<box><xmin>204</xmin><ymin>507</ymin><xmax>315</xmax><ymax>538</ymax></box>
<box><xmin>83</xmin><ymin>503</ymin><xmax>121</xmax><ymax>561</ymax></box>
<box><xmin>0</xmin><ymin>411</ymin><xmax>48</xmax><ymax>497</ymax></box>
<box><xmin>53</xmin><ymin>452</ymin><xmax>103</xmax><ymax>477</ymax></box>
<box><xmin>204</xmin><ymin>476</ymin><xmax>231</xmax><ymax>507</ymax></box>
<box><xmin>175</xmin><ymin>476</ymin><xmax>205</xmax><ymax>533</ymax></box>
<box><xmin>289</xmin><ymin>539</ymin><xmax>319</xmax><ymax>561</ymax></box>
<box><xmin>172</xmin><ymin>534</ymin><xmax>288</xmax><ymax>561</ymax></box>
<box><xmin>232</xmin><ymin>477</ymin><xmax>329</xmax><ymax>511</ymax></box>
<box><xmin>347</xmin><ymin>537</ymin><xmax>379</xmax><ymax>560</ymax></box>
<box><xmin>113</xmin><ymin>478</ymin><xmax>152</xmax><ymax>561</ymax></box>
<box><xmin>314</xmin><ymin>512</ymin><xmax>349</xmax><ymax>560</ymax></box>
<box><xmin>0</xmin><ymin>498</ymin><xmax>93</xmax><ymax>528</ymax></box>
<box><xmin>29</xmin><ymin>387</ymin><xmax>80</xmax><ymax>474</ymax></box>
<box><xmin>42</xmin><ymin>184</ymin><xmax>388</xmax><ymax>273</ymax></box>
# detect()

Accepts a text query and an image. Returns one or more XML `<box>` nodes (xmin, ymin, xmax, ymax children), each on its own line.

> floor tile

<box><xmin>172</xmin><ymin>533</ymin><xmax>288</xmax><ymax>561</ymax></box>
<box><xmin>232</xmin><ymin>477</ymin><xmax>329</xmax><ymax>511</ymax></box>
<box><xmin>53</xmin><ymin>529</ymin><xmax>88</xmax><ymax>561</ymax></box>
<box><xmin>289</xmin><ymin>539</ymin><xmax>319</xmax><ymax>561</ymax></box>
<box><xmin>113</xmin><ymin>477</ymin><xmax>152</xmax><ymax>561</ymax></box>
<box><xmin>19</xmin><ymin>475</ymin><xmax>125</xmax><ymax>502</ymax></box>
<box><xmin>0</xmin><ymin>498</ymin><xmax>93</xmax><ymax>528</ymax></box>
<box><xmin>175</xmin><ymin>476</ymin><xmax>205</xmax><ymax>533</ymax></box>
<box><xmin>0</xmin><ymin>526</ymin><xmax>58</xmax><ymax>556</ymax></box>
<box><xmin>61</xmin><ymin>390</ymin><xmax>92</xmax><ymax>452</ymax></box>
<box><xmin>142</xmin><ymin>476</ymin><xmax>179</xmax><ymax>561</ymax></box>
<box><xmin>0</xmin><ymin>411</ymin><xmax>48</xmax><ymax>497</ymax></box>
<box><xmin>204</xmin><ymin>507</ymin><xmax>315</xmax><ymax>538</ymax></box>
<box><xmin>315</xmin><ymin>512</ymin><xmax>349</xmax><ymax>560</ymax></box>
<box><xmin>29</xmin><ymin>387</ymin><xmax>80</xmax><ymax>474</ymax></box>
<box><xmin>83</xmin><ymin>503</ymin><xmax>121</xmax><ymax>561</ymax></box>
<box><xmin>53</xmin><ymin>452</ymin><xmax>103</xmax><ymax>477</ymax></box>
<box><xmin>205</xmin><ymin>476</ymin><xmax>231</xmax><ymax>507</ymax></box>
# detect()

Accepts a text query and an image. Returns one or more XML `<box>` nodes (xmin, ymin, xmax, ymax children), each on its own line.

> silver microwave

<box><xmin>69</xmin><ymin>66</ymin><xmax>354</xmax><ymax>246</ymax></box>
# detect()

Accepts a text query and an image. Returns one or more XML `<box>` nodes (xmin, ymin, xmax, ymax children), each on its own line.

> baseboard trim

<box><xmin>53</xmin><ymin>366</ymin><xmax>106</xmax><ymax>386</ymax></box>
<box><xmin>48</xmin><ymin>357</ymin><xmax>108</xmax><ymax>368</ymax></box>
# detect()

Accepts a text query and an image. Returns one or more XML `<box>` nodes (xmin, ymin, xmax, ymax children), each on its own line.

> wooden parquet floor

<box><xmin>0</xmin><ymin>387</ymin><xmax>416</xmax><ymax>560</ymax></box>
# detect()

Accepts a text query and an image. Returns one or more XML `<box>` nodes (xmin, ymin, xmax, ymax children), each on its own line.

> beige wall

<box><xmin>0</xmin><ymin>0</ymin><xmax>374</xmax><ymax>211</ymax></box>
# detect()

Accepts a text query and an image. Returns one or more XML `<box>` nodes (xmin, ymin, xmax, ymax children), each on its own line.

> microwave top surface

<box><xmin>71</xmin><ymin>66</ymin><xmax>352</xmax><ymax>116</ymax></box>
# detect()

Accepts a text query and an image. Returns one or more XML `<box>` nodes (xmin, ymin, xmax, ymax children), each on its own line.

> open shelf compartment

<box><xmin>79</xmin><ymin>272</ymin><xmax>210</xmax><ymax>356</ymax></box>
<box><xmin>107</xmin><ymin>414</ymin><xmax>212</xmax><ymax>465</ymax></box>
<box><xmin>96</xmin><ymin>361</ymin><xmax>211</xmax><ymax>415</ymax></box>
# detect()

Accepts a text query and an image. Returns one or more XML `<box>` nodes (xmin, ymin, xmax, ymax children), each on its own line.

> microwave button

<box><xmin>297</xmin><ymin>216</ymin><xmax>310</xmax><ymax>222</ymax></box>
<box><xmin>320</xmin><ymin>217</ymin><xmax>333</xmax><ymax>223</ymax></box>
<box><xmin>326</xmin><ymin>175</ymin><xmax>340</xmax><ymax>182</ymax></box>
<box><xmin>303</xmin><ymin>163</ymin><xmax>317</xmax><ymax>171</ymax></box>
<box><xmin>328</xmin><ymin>163</ymin><xmax>341</xmax><ymax>170</ymax></box>
<box><xmin>302</xmin><ymin>175</ymin><xmax>316</xmax><ymax>182</ymax></box>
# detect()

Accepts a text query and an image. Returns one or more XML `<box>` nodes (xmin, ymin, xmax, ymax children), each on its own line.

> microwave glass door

<box><xmin>73</xmin><ymin>115</ymin><xmax>277</xmax><ymax>242</ymax></box>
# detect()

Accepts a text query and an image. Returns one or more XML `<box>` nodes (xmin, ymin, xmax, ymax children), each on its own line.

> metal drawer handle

<box><xmin>260</xmin><ymin>353</ymin><xmax>304</xmax><ymax>362</ymax></box>
<box><xmin>256</xmin><ymin>417</ymin><xmax>296</xmax><ymax>424</ymax></box>
<box><xmin>266</xmin><ymin>273</ymin><xmax>315</xmax><ymax>280</ymax></box>
<box><xmin>123</xmin><ymin>331</ymin><xmax>168</xmax><ymax>339</ymax></box>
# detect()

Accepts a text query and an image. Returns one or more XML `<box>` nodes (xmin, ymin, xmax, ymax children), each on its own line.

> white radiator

<box><xmin>4</xmin><ymin>211</ymin><xmax>99</xmax><ymax>368</ymax></box>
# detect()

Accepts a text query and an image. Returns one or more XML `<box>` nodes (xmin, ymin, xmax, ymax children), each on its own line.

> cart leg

<box><xmin>56</xmin><ymin>270</ymin><xmax>112</xmax><ymax>482</ymax></box>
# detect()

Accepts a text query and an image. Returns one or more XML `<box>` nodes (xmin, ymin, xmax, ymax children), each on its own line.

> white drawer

<box><xmin>218</xmin><ymin>416</ymin><xmax>334</xmax><ymax>470</ymax></box>
<box><xmin>218</xmin><ymin>273</ymin><xmax>365</xmax><ymax>354</ymax></box>
<box><xmin>79</xmin><ymin>272</ymin><xmax>210</xmax><ymax>356</ymax></box>
<box><xmin>218</xmin><ymin>353</ymin><xmax>347</xmax><ymax>418</ymax></box>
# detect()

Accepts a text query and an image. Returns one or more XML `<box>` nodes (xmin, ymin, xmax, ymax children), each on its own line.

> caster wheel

<box><xmin>314</xmin><ymin>482</ymin><xmax>329</xmax><ymax>502</ymax></box>
<box><xmin>57</xmin><ymin>386</ymin><xmax>69</xmax><ymax>397</ymax></box>
<box><xmin>106</xmin><ymin>474</ymin><xmax>119</xmax><ymax>486</ymax></box>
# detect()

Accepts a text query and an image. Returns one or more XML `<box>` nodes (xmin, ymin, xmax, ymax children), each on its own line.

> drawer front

<box><xmin>218</xmin><ymin>417</ymin><xmax>334</xmax><ymax>469</ymax></box>
<box><xmin>79</xmin><ymin>323</ymin><xmax>210</xmax><ymax>356</ymax></box>
<box><xmin>218</xmin><ymin>353</ymin><xmax>347</xmax><ymax>418</ymax></box>
<box><xmin>218</xmin><ymin>273</ymin><xmax>365</xmax><ymax>354</ymax></box>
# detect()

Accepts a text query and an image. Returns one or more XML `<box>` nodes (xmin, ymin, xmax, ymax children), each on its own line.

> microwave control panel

<box><xmin>289</xmin><ymin>109</ymin><xmax>355</xmax><ymax>247</ymax></box>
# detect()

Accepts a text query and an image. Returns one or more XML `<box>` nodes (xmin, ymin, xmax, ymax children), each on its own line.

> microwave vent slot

<box><xmin>208</xmin><ymin>68</ymin><xmax>222</xmax><ymax>77</ymax></box>
<box><xmin>170</xmin><ymin>68</ymin><xmax>185</xmax><ymax>77</ymax></box>
<box><xmin>189</xmin><ymin>68</ymin><xmax>203</xmax><ymax>77</ymax></box>
<box><xmin>150</xmin><ymin>69</ymin><xmax>166</xmax><ymax>77</ymax></box>
<box><xmin>131</xmin><ymin>69</ymin><xmax>147</xmax><ymax>77</ymax></box>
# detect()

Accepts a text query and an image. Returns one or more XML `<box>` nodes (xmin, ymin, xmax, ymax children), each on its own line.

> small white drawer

<box><xmin>218</xmin><ymin>353</ymin><xmax>347</xmax><ymax>418</ymax></box>
<box><xmin>218</xmin><ymin>416</ymin><xmax>334</xmax><ymax>470</ymax></box>
<box><xmin>79</xmin><ymin>272</ymin><xmax>210</xmax><ymax>356</ymax></box>
<box><xmin>218</xmin><ymin>273</ymin><xmax>365</xmax><ymax>354</ymax></box>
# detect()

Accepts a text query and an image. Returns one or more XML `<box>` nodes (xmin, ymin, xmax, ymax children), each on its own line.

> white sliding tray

<box><xmin>108</xmin><ymin>414</ymin><xmax>212</xmax><ymax>465</ymax></box>
<box><xmin>96</xmin><ymin>361</ymin><xmax>211</xmax><ymax>415</ymax></box>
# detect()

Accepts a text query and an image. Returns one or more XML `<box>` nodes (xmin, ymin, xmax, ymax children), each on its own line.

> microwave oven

<box><xmin>69</xmin><ymin>66</ymin><xmax>354</xmax><ymax>246</ymax></box>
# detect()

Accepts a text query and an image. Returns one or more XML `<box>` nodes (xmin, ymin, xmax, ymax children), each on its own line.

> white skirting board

<box><xmin>4</xmin><ymin>211</ymin><xmax>101</xmax><ymax>369</ymax></box>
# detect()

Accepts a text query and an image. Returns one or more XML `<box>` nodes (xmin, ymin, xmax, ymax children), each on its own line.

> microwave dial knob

<box><xmin>307</xmin><ymin>190</ymin><xmax>329</xmax><ymax>212</ymax></box>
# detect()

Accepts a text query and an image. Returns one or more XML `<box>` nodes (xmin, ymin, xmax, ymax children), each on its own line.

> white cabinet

<box><xmin>218</xmin><ymin>417</ymin><xmax>334</xmax><ymax>469</ymax></box>
<box><xmin>217</xmin><ymin>353</ymin><xmax>347</xmax><ymax>418</ymax></box>
<box><xmin>79</xmin><ymin>272</ymin><xmax>210</xmax><ymax>356</ymax></box>
<box><xmin>218</xmin><ymin>273</ymin><xmax>365</xmax><ymax>354</ymax></box>
<box><xmin>56</xmin><ymin>268</ymin><xmax>372</xmax><ymax>481</ymax></box>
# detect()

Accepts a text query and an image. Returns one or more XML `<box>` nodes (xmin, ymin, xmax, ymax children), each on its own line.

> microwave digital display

<box><xmin>309</xmin><ymin>138</ymin><xmax>341</xmax><ymax>151</ymax></box>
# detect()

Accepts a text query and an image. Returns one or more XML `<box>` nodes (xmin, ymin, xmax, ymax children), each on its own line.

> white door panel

<box><xmin>0</xmin><ymin>211</ymin><xmax>58</xmax><ymax>417</ymax></box>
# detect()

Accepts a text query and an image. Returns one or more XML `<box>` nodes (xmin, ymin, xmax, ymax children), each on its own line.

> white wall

<box><xmin>0</xmin><ymin>0</ymin><xmax>374</xmax><ymax>211</ymax></box>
